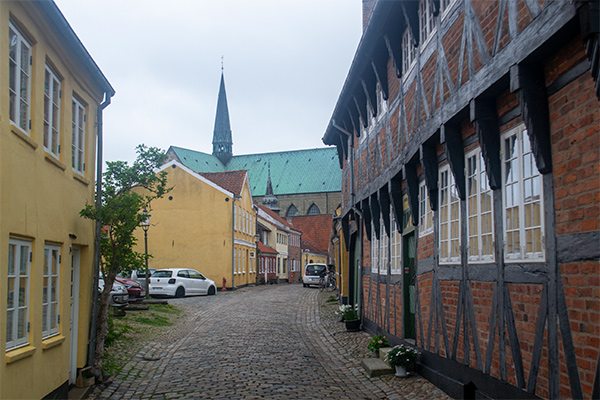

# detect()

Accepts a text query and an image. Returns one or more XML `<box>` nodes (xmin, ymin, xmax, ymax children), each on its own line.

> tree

<box><xmin>80</xmin><ymin>145</ymin><xmax>170</xmax><ymax>376</ymax></box>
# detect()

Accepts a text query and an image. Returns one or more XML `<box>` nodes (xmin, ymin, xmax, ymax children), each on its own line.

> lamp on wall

<box><xmin>141</xmin><ymin>208</ymin><xmax>151</xmax><ymax>299</ymax></box>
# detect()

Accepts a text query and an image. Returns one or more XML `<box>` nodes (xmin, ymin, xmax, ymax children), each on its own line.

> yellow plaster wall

<box><xmin>232</xmin><ymin>177</ymin><xmax>257</xmax><ymax>287</ymax></box>
<box><xmin>0</xmin><ymin>2</ymin><xmax>104</xmax><ymax>398</ymax></box>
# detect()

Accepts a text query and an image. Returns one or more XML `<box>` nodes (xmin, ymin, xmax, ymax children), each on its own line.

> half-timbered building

<box><xmin>323</xmin><ymin>0</ymin><xmax>599</xmax><ymax>398</ymax></box>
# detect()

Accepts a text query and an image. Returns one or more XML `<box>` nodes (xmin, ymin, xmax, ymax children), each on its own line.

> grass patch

<box><xmin>325</xmin><ymin>295</ymin><xmax>338</xmax><ymax>303</ymax></box>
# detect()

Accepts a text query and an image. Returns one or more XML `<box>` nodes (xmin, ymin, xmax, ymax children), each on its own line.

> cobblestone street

<box><xmin>89</xmin><ymin>285</ymin><xmax>449</xmax><ymax>399</ymax></box>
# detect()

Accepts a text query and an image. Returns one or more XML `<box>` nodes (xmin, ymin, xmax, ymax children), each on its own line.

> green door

<box><xmin>403</xmin><ymin>232</ymin><xmax>416</xmax><ymax>339</ymax></box>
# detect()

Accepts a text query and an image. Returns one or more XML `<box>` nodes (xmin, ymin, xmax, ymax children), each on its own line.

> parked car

<box><xmin>303</xmin><ymin>263</ymin><xmax>327</xmax><ymax>287</ymax></box>
<box><xmin>149</xmin><ymin>268</ymin><xmax>217</xmax><ymax>297</ymax></box>
<box><xmin>127</xmin><ymin>268</ymin><xmax>156</xmax><ymax>289</ymax></box>
<box><xmin>98</xmin><ymin>279</ymin><xmax>129</xmax><ymax>307</ymax></box>
<box><xmin>115</xmin><ymin>276</ymin><xmax>145</xmax><ymax>301</ymax></box>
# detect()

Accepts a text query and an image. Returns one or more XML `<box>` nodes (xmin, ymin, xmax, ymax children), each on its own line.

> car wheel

<box><xmin>175</xmin><ymin>286</ymin><xmax>185</xmax><ymax>298</ymax></box>
<box><xmin>208</xmin><ymin>286</ymin><xmax>216</xmax><ymax>295</ymax></box>
<box><xmin>303</xmin><ymin>283</ymin><xmax>308</xmax><ymax>287</ymax></box>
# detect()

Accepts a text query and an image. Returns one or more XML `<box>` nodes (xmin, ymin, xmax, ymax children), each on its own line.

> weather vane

<box><xmin>221</xmin><ymin>55</ymin><xmax>224</xmax><ymax>72</ymax></box>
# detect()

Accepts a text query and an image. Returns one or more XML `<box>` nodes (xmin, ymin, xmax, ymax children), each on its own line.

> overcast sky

<box><xmin>54</xmin><ymin>0</ymin><xmax>363</xmax><ymax>164</ymax></box>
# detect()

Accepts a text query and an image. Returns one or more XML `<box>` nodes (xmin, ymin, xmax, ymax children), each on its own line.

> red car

<box><xmin>115</xmin><ymin>276</ymin><xmax>145</xmax><ymax>301</ymax></box>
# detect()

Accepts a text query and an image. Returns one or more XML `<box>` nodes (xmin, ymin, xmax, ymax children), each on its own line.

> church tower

<box><xmin>212</xmin><ymin>68</ymin><xmax>233</xmax><ymax>165</ymax></box>
<box><xmin>262</xmin><ymin>164</ymin><xmax>281</xmax><ymax>214</ymax></box>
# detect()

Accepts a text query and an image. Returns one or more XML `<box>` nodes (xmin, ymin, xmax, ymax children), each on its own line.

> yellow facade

<box><xmin>134</xmin><ymin>162</ymin><xmax>256</xmax><ymax>289</ymax></box>
<box><xmin>0</xmin><ymin>2</ymin><xmax>114</xmax><ymax>398</ymax></box>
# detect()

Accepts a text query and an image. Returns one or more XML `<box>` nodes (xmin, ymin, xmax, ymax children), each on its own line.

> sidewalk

<box><xmin>315</xmin><ymin>290</ymin><xmax>450</xmax><ymax>399</ymax></box>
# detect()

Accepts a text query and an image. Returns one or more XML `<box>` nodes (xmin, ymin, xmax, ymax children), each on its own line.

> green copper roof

<box><xmin>168</xmin><ymin>146</ymin><xmax>342</xmax><ymax>196</ymax></box>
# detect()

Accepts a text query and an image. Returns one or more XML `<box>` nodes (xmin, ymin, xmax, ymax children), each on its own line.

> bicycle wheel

<box><xmin>319</xmin><ymin>276</ymin><xmax>326</xmax><ymax>291</ymax></box>
<box><xmin>326</xmin><ymin>276</ymin><xmax>337</xmax><ymax>292</ymax></box>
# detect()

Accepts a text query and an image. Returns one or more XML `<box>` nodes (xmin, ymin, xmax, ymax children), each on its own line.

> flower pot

<box><xmin>394</xmin><ymin>365</ymin><xmax>410</xmax><ymax>377</ymax></box>
<box><xmin>344</xmin><ymin>319</ymin><xmax>360</xmax><ymax>331</ymax></box>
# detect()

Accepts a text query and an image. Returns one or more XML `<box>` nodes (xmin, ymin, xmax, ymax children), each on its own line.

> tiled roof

<box><xmin>255</xmin><ymin>203</ymin><xmax>299</xmax><ymax>232</ymax></box>
<box><xmin>257</xmin><ymin>242</ymin><xmax>278</xmax><ymax>255</ymax></box>
<box><xmin>168</xmin><ymin>146</ymin><xmax>341</xmax><ymax>196</ymax></box>
<box><xmin>301</xmin><ymin>235</ymin><xmax>326</xmax><ymax>255</ymax></box>
<box><xmin>290</xmin><ymin>214</ymin><xmax>333</xmax><ymax>254</ymax></box>
<box><xmin>198</xmin><ymin>170</ymin><xmax>246</xmax><ymax>196</ymax></box>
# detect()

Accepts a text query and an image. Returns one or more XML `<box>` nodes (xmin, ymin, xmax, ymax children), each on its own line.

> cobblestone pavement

<box><xmin>88</xmin><ymin>285</ymin><xmax>450</xmax><ymax>399</ymax></box>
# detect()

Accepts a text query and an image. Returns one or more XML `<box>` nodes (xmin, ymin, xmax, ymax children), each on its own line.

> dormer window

<box><xmin>402</xmin><ymin>27</ymin><xmax>417</xmax><ymax>77</ymax></box>
<box><xmin>419</xmin><ymin>0</ymin><xmax>436</xmax><ymax>46</ymax></box>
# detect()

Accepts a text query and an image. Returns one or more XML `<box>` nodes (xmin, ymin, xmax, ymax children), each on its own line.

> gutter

<box><xmin>88</xmin><ymin>90</ymin><xmax>113</xmax><ymax>372</ymax></box>
<box><xmin>351</xmin><ymin>206</ymin><xmax>364</xmax><ymax>325</ymax></box>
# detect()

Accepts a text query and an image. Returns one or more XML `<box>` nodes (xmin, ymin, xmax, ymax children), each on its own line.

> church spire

<box><xmin>262</xmin><ymin>163</ymin><xmax>281</xmax><ymax>214</ymax></box>
<box><xmin>212</xmin><ymin>63</ymin><xmax>233</xmax><ymax>165</ymax></box>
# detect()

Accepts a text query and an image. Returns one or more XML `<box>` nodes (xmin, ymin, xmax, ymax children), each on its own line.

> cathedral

<box><xmin>166</xmin><ymin>71</ymin><xmax>341</xmax><ymax>216</ymax></box>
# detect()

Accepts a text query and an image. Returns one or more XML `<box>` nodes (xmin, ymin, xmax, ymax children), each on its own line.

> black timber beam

<box><xmin>441</xmin><ymin>124</ymin><xmax>466</xmax><ymax>200</ymax></box>
<box><xmin>353</xmin><ymin>92</ymin><xmax>368</xmax><ymax>128</ymax></box>
<box><xmin>389</xmin><ymin>173</ymin><xmax>404</xmax><ymax>234</ymax></box>
<box><xmin>470</xmin><ymin>99</ymin><xmax>502</xmax><ymax>190</ymax></box>
<box><xmin>400</xmin><ymin>0</ymin><xmax>420</xmax><ymax>46</ymax></box>
<box><xmin>384</xmin><ymin>34</ymin><xmax>403</xmax><ymax>79</ymax></box>
<box><xmin>379</xmin><ymin>185</ymin><xmax>392</xmax><ymax>237</ymax></box>
<box><xmin>341</xmin><ymin>212</ymin><xmax>351</xmax><ymax>247</ymax></box>
<box><xmin>371</xmin><ymin>37</ymin><xmax>389</xmax><ymax>100</ymax></box>
<box><xmin>420</xmin><ymin>142</ymin><xmax>439</xmax><ymax>211</ymax></box>
<box><xmin>403</xmin><ymin>164</ymin><xmax>420</xmax><ymax>227</ymax></box>
<box><xmin>347</xmin><ymin>109</ymin><xmax>359</xmax><ymax>138</ymax></box>
<box><xmin>510</xmin><ymin>64</ymin><xmax>553</xmax><ymax>174</ymax></box>
<box><xmin>361</xmin><ymin>198</ymin><xmax>372</xmax><ymax>241</ymax></box>
<box><xmin>362</xmin><ymin>77</ymin><xmax>378</xmax><ymax>118</ymax></box>
<box><xmin>578</xmin><ymin>0</ymin><xmax>600</xmax><ymax>99</ymax></box>
<box><xmin>370</xmin><ymin>193</ymin><xmax>382</xmax><ymax>239</ymax></box>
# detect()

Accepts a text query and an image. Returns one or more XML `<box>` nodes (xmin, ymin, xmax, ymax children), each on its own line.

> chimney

<box><xmin>362</xmin><ymin>0</ymin><xmax>375</xmax><ymax>31</ymax></box>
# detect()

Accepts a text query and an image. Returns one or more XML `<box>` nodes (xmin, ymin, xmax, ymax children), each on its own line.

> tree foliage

<box><xmin>80</xmin><ymin>144</ymin><xmax>170</xmax><ymax>376</ymax></box>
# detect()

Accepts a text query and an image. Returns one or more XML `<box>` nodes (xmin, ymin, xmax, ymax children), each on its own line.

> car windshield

<box><xmin>152</xmin><ymin>270</ymin><xmax>172</xmax><ymax>278</ymax></box>
<box><xmin>306</xmin><ymin>265</ymin><xmax>326</xmax><ymax>274</ymax></box>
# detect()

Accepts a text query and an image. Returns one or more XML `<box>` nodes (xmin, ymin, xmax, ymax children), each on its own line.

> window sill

<box><xmin>5</xmin><ymin>345</ymin><xmax>36</xmax><ymax>364</ymax></box>
<box><xmin>11</xmin><ymin>126</ymin><xmax>37</xmax><ymax>150</ymax></box>
<box><xmin>44</xmin><ymin>152</ymin><xmax>66</xmax><ymax>171</ymax></box>
<box><xmin>73</xmin><ymin>173</ymin><xmax>90</xmax><ymax>186</ymax></box>
<box><xmin>42</xmin><ymin>334</ymin><xmax>65</xmax><ymax>350</ymax></box>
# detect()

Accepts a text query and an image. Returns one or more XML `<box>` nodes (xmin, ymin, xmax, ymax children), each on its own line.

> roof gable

<box><xmin>290</xmin><ymin>214</ymin><xmax>333</xmax><ymax>254</ymax></box>
<box><xmin>199</xmin><ymin>170</ymin><xmax>247</xmax><ymax>197</ymax></box>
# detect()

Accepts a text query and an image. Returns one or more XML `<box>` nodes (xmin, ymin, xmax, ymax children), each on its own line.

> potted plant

<box><xmin>384</xmin><ymin>344</ymin><xmax>420</xmax><ymax>377</ymax></box>
<box><xmin>338</xmin><ymin>304</ymin><xmax>360</xmax><ymax>331</ymax></box>
<box><xmin>367</xmin><ymin>335</ymin><xmax>389</xmax><ymax>356</ymax></box>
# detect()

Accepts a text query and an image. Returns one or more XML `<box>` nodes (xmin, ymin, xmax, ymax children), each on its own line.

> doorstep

<box><xmin>361</xmin><ymin>357</ymin><xmax>394</xmax><ymax>377</ymax></box>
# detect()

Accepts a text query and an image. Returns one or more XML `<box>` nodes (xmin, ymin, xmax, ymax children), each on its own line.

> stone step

<box><xmin>378</xmin><ymin>346</ymin><xmax>393</xmax><ymax>362</ymax></box>
<box><xmin>361</xmin><ymin>357</ymin><xmax>394</xmax><ymax>377</ymax></box>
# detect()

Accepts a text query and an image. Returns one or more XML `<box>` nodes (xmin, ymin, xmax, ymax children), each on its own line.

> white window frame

<box><xmin>439</xmin><ymin>165</ymin><xmax>461</xmax><ymax>264</ymax></box>
<box><xmin>440</xmin><ymin>0</ymin><xmax>458</xmax><ymax>19</ymax></box>
<box><xmin>42</xmin><ymin>244</ymin><xmax>60</xmax><ymax>338</ymax></box>
<box><xmin>379</xmin><ymin>217</ymin><xmax>389</xmax><ymax>275</ymax></box>
<box><xmin>390</xmin><ymin>211</ymin><xmax>402</xmax><ymax>275</ymax></box>
<box><xmin>6</xmin><ymin>238</ymin><xmax>31</xmax><ymax>350</ymax></box>
<box><xmin>419</xmin><ymin>181</ymin><xmax>434</xmax><ymax>237</ymax></box>
<box><xmin>466</xmin><ymin>148</ymin><xmax>495</xmax><ymax>263</ymax></box>
<box><xmin>371</xmin><ymin>220</ymin><xmax>380</xmax><ymax>274</ymax></box>
<box><xmin>9</xmin><ymin>22</ymin><xmax>31</xmax><ymax>133</ymax></box>
<box><xmin>501</xmin><ymin>125</ymin><xmax>545</xmax><ymax>262</ymax></box>
<box><xmin>72</xmin><ymin>97</ymin><xmax>86</xmax><ymax>174</ymax></box>
<box><xmin>419</xmin><ymin>0</ymin><xmax>437</xmax><ymax>48</ymax></box>
<box><xmin>402</xmin><ymin>27</ymin><xmax>417</xmax><ymax>77</ymax></box>
<box><xmin>44</xmin><ymin>65</ymin><xmax>61</xmax><ymax>157</ymax></box>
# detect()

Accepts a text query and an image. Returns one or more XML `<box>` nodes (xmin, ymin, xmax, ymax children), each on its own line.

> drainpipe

<box><xmin>88</xmin><ymin>91</ymin><xmax>113</xmax><ymax>370</ymax></box>
<box><xmin>232</xmin><ymin>195</ymin><xmax>242</xmax><ymax>289</ymax></box>
<box><xmin>351</xmin><ymin>206</ymin><xmax>364</xmax><ymax>324</ymax></box>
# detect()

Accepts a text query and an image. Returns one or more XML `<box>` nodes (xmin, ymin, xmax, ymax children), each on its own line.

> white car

<box><xmin>98</xmin><ymin>279</ymin><xmax>129</xmax><ymax>307</ymax></box>
<box><xmin>149</xmin><ymin>268</ymin><xmax>217</xmax><ymax>297</ymax></box>
<box><xmin>303</xmin><ymin>263</ymin><xmax>327</xmax><ymax>287</ymax></box>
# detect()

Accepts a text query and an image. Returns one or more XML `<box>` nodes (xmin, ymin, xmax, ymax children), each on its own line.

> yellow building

<box><xmin>0</xmin><ymin>1</ymin><xmax>114</xmax><ymax>398</ymax></box>
<box><xmin>135</xmin><ymin>161</ymin><xmax>256</xmax><ymax>289</ymax></box>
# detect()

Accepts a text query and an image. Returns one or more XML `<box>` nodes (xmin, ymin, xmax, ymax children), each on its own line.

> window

<box><xmin>379</xmin><ymin>217</ymin><xmax>388</xmax><ymax>274</ymax></box>
<box><xmin>72</xmin><ymin>97</ymin><xmax>86</xmax><ymax>174</ymax></box>
<box><xmin>419</xmin><ymin>181</ymin><xmax>434</xmax><ymax>236</ymax></box>
<box><xmin>234</xmin><ymin>205</ymin><xmax>238</xmax><ymax>231</ymax></box>
<box><xmin>502</xmin><ymin>125</ymin><xmax>544</xmax><ymax>261</ymax></box>
<box><xmin>439</xmin><ymin>166</ymin><xmax>461</xmax><ymax>264</ymax></box>
<box><xmin>6</xmin><ymin>238</ymin><xmax>31</xmax><ymax>350</ymax></box>
<box><xmin>307</xmin><ymin>204</ymin><xmax>320</xmax><ymax>215</ymax></box>
<box><xmin>44</xmin><ymin>65</ymin><xmax>61</xmax><ymax>157</ymax></box>
<box><xmin>234</xmin><ymin>249</ymin><xmax>237</xmax><ymax>275</ymax></box>
<box><xmin>419</xmin><ymin>0</ymin><xmax>436</xmax><ymax>45</ymax></box>
<box><xmin>42</xmin><ymin>245</ymin><xmax>60</xmax><ymax>338</ymax></box>
<box><xmin>466</xmin><ymin>149</ymin><xmax>494</xmax><ymax>262</ymax></box>
<box><xmin>390</xmin><ymin>212</ymin><xmax>402</xmax><ymax>274</ymax></box>
<box><xmin>402</xmin><ymin>27</ymin><xmax>417</xmax><ymax>76</ymax></box>
<box><xmin>9</xmin><ymin>22</ymin><xmax>32</xmax><ymax>133</ymax></box>
<box><xmin>440</xmin><ymin>0</ymin><xmax>457</xmax><ymax>18</ymax></box>
<box><xmin>371</xmin><ymin>221</ymin><xmax>379</xmax><ymax>274</ymax></box>
<box><xmin>286</xmin><ymin>204</ymin><xmax>299</xmax><ymax>217</ymax></box>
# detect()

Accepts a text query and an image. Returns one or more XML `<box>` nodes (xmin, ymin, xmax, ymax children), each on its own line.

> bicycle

<box><xmin>319</xmin><ymin>270</ymin><xmax>337</xmax><ymax>292</ymax></box>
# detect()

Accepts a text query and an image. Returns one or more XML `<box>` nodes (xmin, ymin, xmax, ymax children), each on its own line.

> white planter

<box><xmin>394</xmin><ymin>365</ymin><xmax>410</xmax><ymax>377</ymax></box>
